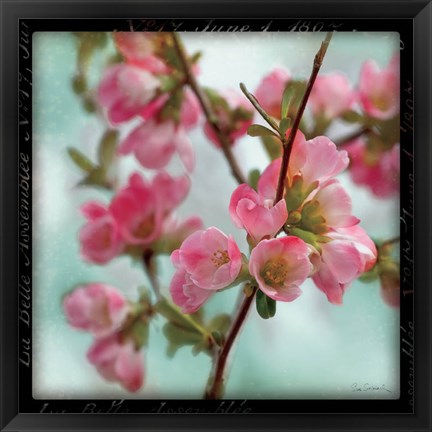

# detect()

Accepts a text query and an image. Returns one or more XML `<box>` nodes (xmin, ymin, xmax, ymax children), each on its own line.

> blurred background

<box><xmin>32</xmin><ymin>31</ymin><xmax>400</xmax><ymax>400</ymax></box>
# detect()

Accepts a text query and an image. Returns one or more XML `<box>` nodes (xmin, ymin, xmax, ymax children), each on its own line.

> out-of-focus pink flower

<box><xmin>172</xmin><ymin>227</ymin><xmax>242</xmax><ymax>290</ymax></box>
<box><xmin>63</xmin><ymin>284</ymin><xmax>129</xmax><ymax>337</ymax></box>
<box><xmin>229</xmin><ymin>184</ymin><xmax>288</xmax><ymax>244</ymax></box>
<box><xmin>249</xmin><ymin>236</ymin><xmax>312</xmax><ymax>302</ymax></box>
<box><xmin>97</xmin><ymin>64</ymin><xmax>160</xmax><ymax>124</ymax></box>
<box><xmin>109</xmin><ymin>172</ymin><xmax>189</xmax><ymax>245</ymax></box>
<box><xmin>114</xmin><ymin>32</ymin><xmax>154</xmax><ymax>62</ymax></box>
<box><xmin>346</xmin><ymin>139</ymin><xmax>400</xmax><ymax>198</ymax></box>
<box><xmin>254</xmin><ymin>67</ymin><xmax>291</xmax><ymax>118</ymax></box>
<box><xmin>79</xmin><ymin>202</ymin><xmax>124</xmax><ymax>265</ymax></box>
<box><xmin>358</xmin><ymin>54</ymin><xmax>400</xmax><ymax>120</ymax></box>
<box><xmin>380</xmin><ymin>266</ymin><xmax>400</xmax><ymax>308</ymax></box>
<box><xmin>311</xmin><ymin>180</ymin><xmax>359</xmax><ymax>229</ymax></box>
<box><xmin>204</xmin><ymin>89</ymin><xmax>253</xmax><ymax>147</ymax></box>
<box><xmin>118</xmin><ymin>119</ymin><xmax>195</xmax><ymax>172</ymax></box>
<box><xmin>87</xmin><ymin>334</ymin><xmax>144</xmax><ymax>392</ymax></box>
<box><xmin>258</xmin><ymin>131</ymin><xmax>349</xmax><ymax>201</ymax></box>
<box><xmin>309</xmin><ymin>73</ymin><xmax>355</xmax><ymax>118</ymax></box>
<box><xmin>159</xmin><ymin>216</ymin><xmax>203</xmax><ymax>249</ymax></box>
<box><xmin>170</xmin><ymin>250</ymin><xmax>214</xmax><ymax>313</ymax></box>
<box><xmin>311</xmin><ymin>225</ymin><xmax>377</xmax><ymax>304</ymax></box>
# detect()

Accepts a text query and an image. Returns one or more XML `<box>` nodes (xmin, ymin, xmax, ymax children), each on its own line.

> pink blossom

<box><xmin>254</xmin><ymin>68</ymin><xmax>290</xmax><ymax>118</ymax></box>
<box><xmin>380</xmin><ymin>268</ymin><xmax>400</xmax><ymax>308</ymax></box>
<box><xmin>258</xmin><ymin>130</ymin><xmax>349</xmax><ymax>201</ymax></box>
<box><xmin>204</xmin><ymin>89</ymin><xmax>253</xmax><ymax>147</ymax></box>
<box><xmin>172</xmin><ymin>227</ymin><xmax>242</xmax><ymax>290</ymax></box>
<box><xmin>358</xmin><ymin>54</ymin><xmax>400</xmax><ymax>120</ymax></box>
<box><xmin>114</xmin><ymin>32</ymin><xmax>155</xmax><ymax>63</ymax></box>
<box><xmin>158</xmin><ymin>216</ymin><xmax>204</xmax><ymax>251</ymax></box>
<box><xmin>97</xmin><ymin>64</ymin><xmax>160</xmax><ymax>124</ymax></box>
<box><xmin>79</xmin><ymin>202</ymin><xmax>125</xmax><ymax>264</ymax></box>
<box><xmin>118</xmin><ymin>119</ymin><xmax>195</xmax><ymax>172</ymax></box>
<box><xmin>63</xmin><ymin>284</ymin><xmax>129</xmax><ymax>337</ymax></box>
<box><xmin>311</xmin><ymin>180</ymin><xmax>359</xmax><ymax>229</ymax></box>
<box><xmin>309</xmin><ymin>73</ymin><xmax>355</xmax><ymax>118</ymax></box>
<box><xmin>346</xmin><ymin>139</ymin><xmax>400</xmax><ymax>198</ymax></box>
<box><xmin>249</xmin><ymin>236</ymin><xmax>312</xmax><ymax>302</ymax></box>
<box><xmin>87</xmin><ymin>333</ymin><xmax>144</xmax><ymax>392</ymax></box>
<box><xmin>229</xmin><ymin>184</ymin><xmax>288</xmax><ymax>243</ymax></box>
<box><xmin>311</xmin><ymin>225</ymin><xmax>377</xmax><ymax>304</ymax></box>
<box><xmin>170</xmin><ymin>250</ymin><xmax>214</xmax><ymax>313</ymax></box>
<box><xmin>109</xmin><ymin>172</ymin><xmax>189</xmax><ymax>245</ymax></box>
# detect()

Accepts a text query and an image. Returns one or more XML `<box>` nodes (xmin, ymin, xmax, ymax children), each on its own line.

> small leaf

<box><xmin>211</xmin><ymin>331</ymin><xmax>224</xmax><ymax>347</ymax></box>
<box><xmin>248</xmin><ymin>168</ymin><xmax>261</xmax><ymax>191</ymax></box>
<box><xmin>208</xmin><ymin>314</ymin><xmax>231</xmax><ymax>334</ymax></box>
<box><xmin>131</xmin><ymin>320</ymin><xmax>149</xmax><ymax>348</ymax></box>
<box><xmin>261</xmin><ymin>136</ymin><xmax>282</xmax><ymax>161</ymax></box>
<box><xmin>190</xmin><ymin>51</ymin><xmax>202</xmax><ymax>64</ymax></box>
<box><xmin>256</xmin><ymin>290</ymin><xmax>276</xmax><ymax>319</ymax></box>
<box><xmin>341</xmin><ymin>110</ymin><xmax>364</xmax><ymax>123</ymax></box>
<box><xmin>98</xmin><ymin>130</ymin><xmax>118</xmax><ymax>169</ymax></box>
<box><xmin>281</xmin><ymin>85</ymin><xmax>296</xmax><ymax>119</ymax></box>
<box><xmin>279</xmin><ymin>117</ymin><xmax>291</xmax><ymax>138</ymax></box>
<box><xmin>67</xmin><ymin>147</ymin><xmax>96</xmax><ymax>173</ymax></box>
<box><xmin>159</xmin><ymin>75</ymin><xmax>180</xmax><ymax>93</ymax></box>
<box><xmin>78</xmin><ymin>167</ymin><xmax>110</xmax><ymax>189</ymax></box>
<box><xmin>247</xmin><ymin>124</ymin><xmax>279</xmax><ymax>138</ymax></box>
<box><xmin>163</xmin><ymin>322</ymin><xmax>203</xmax><ymax>345</ymax></box>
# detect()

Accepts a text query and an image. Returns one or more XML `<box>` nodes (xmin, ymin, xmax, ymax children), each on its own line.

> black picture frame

<box><xmin>1</xmin><ymin>0</ymin><xmax>431</xmax><ymax>430</ymax></box>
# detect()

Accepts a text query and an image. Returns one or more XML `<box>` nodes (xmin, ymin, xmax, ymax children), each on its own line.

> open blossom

<box><xmin>229</xmin><ymin>183</ymin><xmax>288</xmax><ymax>244</ymax></box>
<box><xmin>358</xmin><ymin>54</ymin><xmax>400</xmax><ymax>120</ymax></box>
<box><xmin>311</xmin><ymin>225</ymin><xmax>377</xmax><ymax>304</ymax></box>
<box><xmin>170</xmin><ymin>250</ymin><xmax>214</xmax><ymax>313</ymax></box>
<box><xmin>258</xmin><ymin>130</ymin><xmax>349</xmax><ymax>201</ymax></box>
<box><xmin>346</xmin><ymin>139</ymin><xmax>400</xmax><ymax>198</ymax></box>
<box><xmin>204</xmin><ymin>89</ymin><xmax>253</xmax><ymax>147</ymax></box>
<box><xmin>97</xmin><ymin>63</ymin><xmax>160</xmax><ymax>124</ymax></box>
<box><xmin>109</xmin><ymin>172</ymin><xmax>190</xmax><ymax>245</ymax></box>
<box><xmin>79</xmin><ymin>202</ymin><xmax>124</xmax><ymax>265</ymax></box>
<box><xmin>87</xmin><ymin>333</ymin><xmax>144</xmax><ymax>392</ymax></box>
<box><xmin>309</xmin><ymin>73</ymin><xmax>355</xmax><ymax>118</ymax></box>
<box><xmin>171</xmin><ymin>227</ymin><xmax>242</xmax><ymax>291</ymax></box>
<box><xmin>254</xmin><ymin>67</ymin><xmax>290</xmax><ymax>118</ymax></box>
<box><xmin>309</xmin><ymin>180</ymin><xmax>359</xmax><ymax>229</ymax></box>
<box><xmin>63</xmin><ymin>284</ymin><xmax>130</xmax><ymax>337</ymax></box>
<box><xmin>249</xmin><ymin>236</ymin><xmax>312</xmax><ymax>302</ymax></box>
<box><xmin>118</xmin><ymin>119</ymin><xmax>195</xmax><ymax>172</ymax></box>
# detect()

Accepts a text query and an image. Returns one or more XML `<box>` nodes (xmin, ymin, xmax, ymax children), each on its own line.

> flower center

<box><xmin>133</xmin><ymin>216</ymin><xmax>155</xmax><ymax>239</ymax></box>
<box><xmin>261</xmin><ymin>258</ymin><xmax>289</xmax><ymax>287</ymax></box>
<box><xmin>211</xmin><ymin>249</ymin><xmax>230</xmax><ymax>268</ymax></box>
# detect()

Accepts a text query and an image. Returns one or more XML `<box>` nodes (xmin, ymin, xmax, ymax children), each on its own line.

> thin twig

<box><xmin>335</xmin><ymin>126</ymin><xmax>371</xmax><ymax>147</ymax></box>
<box><xmin>171</xmin><ymin>32</ymin><xmax>247</xmax><ymax>185</ymax></box>
<box><xmin>274</xmin><ymin>32</ymin><xmax>333</xmax><ymax>204</ymax></box>
<box><xmin>204</xmin><ymin>285</ymin><xmax>258</xmax><ymax>400</ymax></box>
<box><xmin>142</xmin><ymin>249</ymin><xmax>162</xmax><ymax>301</ymax></box>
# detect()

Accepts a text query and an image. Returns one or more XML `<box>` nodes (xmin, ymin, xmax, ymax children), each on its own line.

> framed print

<box><xmin>1</xmin><ymin>0</ymin><xmax>431</xmax><ymax>431</ymax></box>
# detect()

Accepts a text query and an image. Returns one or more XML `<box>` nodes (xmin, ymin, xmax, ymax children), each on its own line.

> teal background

<box><xmin>32</xmin><ymin>32</ymin><xmax>400</xmax><ymax>399</ymax></box>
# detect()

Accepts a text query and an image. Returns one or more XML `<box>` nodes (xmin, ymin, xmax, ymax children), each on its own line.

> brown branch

<box><xmin>335</xmin><ymin>126</ymin><xmax>371</xmax><ymax>147</ymax></box>
<box><xmin>171</xmin><ymin>32</ymin><xmax>247</xmax><ymax>185</ymax></box>
<box><xmin>204</xmin><ymin>285</ymin><xmax>258</xmax><ymax>400</ymax></box>
<box><xmin>274</xmin><ymin>32</ymin><xmax>333</xmax><ymax>204</ymax></box>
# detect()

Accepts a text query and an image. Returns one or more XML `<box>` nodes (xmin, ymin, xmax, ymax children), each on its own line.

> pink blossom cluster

<box><xmin>63</xmin><ymin>284</ymin><xmax>144</xmax><ymax>392</ymax></box>
<box><xmin>254</xmin><ymin>55</ymin><xmax>400</xmax><ymax>198</ymax></box>
<box><xmin>79</xmin><ymin>171</ymin><xmax>201</xmax><ymax>264</ymax></box>
<box><xmin>170</xmin><ymin>130</ymin><xmax>377</xmax><ymax>312</ymax></box>
<box><xmin>97</xmin><ymin>33</ymin><xmax>254</xmax><ymax>173</ymax></box>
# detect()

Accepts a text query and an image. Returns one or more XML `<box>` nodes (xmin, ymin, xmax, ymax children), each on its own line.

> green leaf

<box><xmin>190</xmin><ymin>51</ymin><xmax>202</xmax><ymax>64</ymax></box>
<box><xmin>256</xmin><ymin>290</ymin><xmax>276</xmax><ymax>319</ymax></box>
<box><xmin>154</xmin><ymin>297</ymin><xmax>205</xmax><ymax>336</ymax></box>
<box><xmin>208</xmin><ymin>314</ymin><xmax>231</xmax><ymax>334</ymax></box>
<box><xmin>279</xmin><ymin>117</ymin><xmax>291</xmax><ymax>138</ymax></box>
<box><xmin>67</xmin><ymin>147</ymin><xmax>96</xmax><ymax>173</ymax></box>
<box><xmin>98</xmin><ymin>130</ymin><xmax>118</xmax><ymax>169</ymax></box>
<box><xmin>159</xmin><ymin>75</ymin><xmax>180</xmax><ymax>93</ymax></box>
<box><xmin>78</xmin><ymin>167</ymin><xmax>110</xmax><ymax>189</ymax></box>
<box><xmin>248</xmin><ymin>168</ymin><xmax>261</xmax><ymax>191</ymax></box>
<box><xmin>247</xmin><ymin>124</ymin><xmax>279</xmax><ymax>138</ymax></box>
<box><xmin>131</xmin><ymin>320</ymin><xmax>149</xmax><ymax>348</ymax></box>
<box><xmin>261</xmin><ymin>136</ymin><xmax>281</xmax><ymax>161</ymax></box>
<box><xmin>160</xmin><ymin>89</ymin><xmax>184</xmax><ymax>123</ymax></box>
<box><xmin>341</xmin><ymin>110</ymin><xmax>364</xmax><ymax>123</ymax></box>
<box><xmin>280</xmin><ymin>85</ymin><xmax>296</xmax><ymax>119</ymax></box>
<box><xmin>163</xmin><ymin>322</ymin><xmax>204</xmax><ymax>357</ymax></box>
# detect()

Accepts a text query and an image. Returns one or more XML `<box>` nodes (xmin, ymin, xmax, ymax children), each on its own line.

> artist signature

<box><xmin>351</xmin><ymin>383</ymin><xmax>392</xmax><ymax>393</ymax></box>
